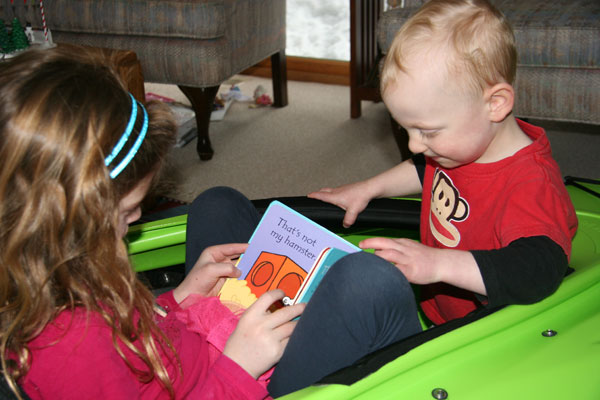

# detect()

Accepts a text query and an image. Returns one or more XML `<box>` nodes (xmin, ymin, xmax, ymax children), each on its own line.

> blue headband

<box><xmin>104</xmin><ymin>93</ymin><xmax>148</xmax><ymax>179</ymax></box>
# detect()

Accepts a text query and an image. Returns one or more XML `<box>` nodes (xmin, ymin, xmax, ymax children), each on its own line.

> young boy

<box><xmin>309</xmin><ymin>0</ymin><xmax>578</xmax><ymax>325</ymax></box>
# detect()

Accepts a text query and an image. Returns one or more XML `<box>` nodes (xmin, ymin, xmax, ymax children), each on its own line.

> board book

<box><xmin>218</xmin><ymin>201</ymin><xmax>360</xmax><ymax>308</ymax></box>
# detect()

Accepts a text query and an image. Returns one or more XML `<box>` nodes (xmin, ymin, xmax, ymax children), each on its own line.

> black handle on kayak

<box><xmin>251</xmin><ymin>197</ymin><xmax>421</xmax><ymax>231</ymax></box>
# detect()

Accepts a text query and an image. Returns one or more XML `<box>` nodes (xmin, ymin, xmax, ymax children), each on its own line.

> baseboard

<box><xmin>242</xmin><ymin>56</ymin><xmax>349</xmax><ymax>86</ymax></box>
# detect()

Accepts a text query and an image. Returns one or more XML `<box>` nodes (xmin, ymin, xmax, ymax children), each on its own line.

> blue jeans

<box><xmin>185</xmin><ymin>187</ymin><xmax>423</xmax><ymax>397</ymax></box>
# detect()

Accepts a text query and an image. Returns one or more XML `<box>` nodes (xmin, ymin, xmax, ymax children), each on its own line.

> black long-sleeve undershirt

<box><xmin>412</xmin><ymin>153</ymin><xmax>569</xmax><ymax>307</ymax></box>
<box><xmin>472</xmin><ymin>236</ymin><xmax>568</xmax><ymax>306</ymax></box>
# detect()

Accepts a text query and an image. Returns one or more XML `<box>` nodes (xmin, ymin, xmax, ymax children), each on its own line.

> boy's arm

<box><xmin>360</xmin><ymin>234</ymin><xmax>567</xmax><ymax>304</ymax></box>
<box><xmin>309</xmin><ymin>157</ymin><xmax>422</xmax><ymax>228</ymax></box>
<box><xmin>473</xmin><ymin>236</ymin><xmax>568</xmax><ymax>307</ymax></box>
<box><xmin>366</xmin><ymin>156</ymin><xmax>423</xmax><ymax>198</ymax></box>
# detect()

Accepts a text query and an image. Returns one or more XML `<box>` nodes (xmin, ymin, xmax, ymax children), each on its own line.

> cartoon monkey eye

<box><xmin>438</xmin><ymin>190</ymin><xmax>444</xmax><ymax>201</ymax></box>
<box><xmin>445</xmin><ymin>198</ymin><xmax>450</xmax><ymax>207</ymax></box>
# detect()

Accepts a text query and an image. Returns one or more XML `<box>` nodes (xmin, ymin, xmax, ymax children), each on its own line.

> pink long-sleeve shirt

<box><xmin>20</xmin><ymin>292</ymin><xmax>268</xmax><ymax>399</ymax></box>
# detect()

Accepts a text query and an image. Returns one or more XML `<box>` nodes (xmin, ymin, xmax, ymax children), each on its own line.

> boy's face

<box><xmin>383</xmin><ymin>54</ymin><xmax>496</xmax><ymax>168</ymax></box>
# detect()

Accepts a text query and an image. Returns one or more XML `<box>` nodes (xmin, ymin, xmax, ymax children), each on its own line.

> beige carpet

<box><xmin>146</xmin><ymin>77</ymin><xmax>599</xmax><ymax>203</ymax></box>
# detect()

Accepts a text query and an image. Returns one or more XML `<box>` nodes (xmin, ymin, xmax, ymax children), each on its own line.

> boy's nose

<box><xmin>408</xmin><ymin>134</ymin><xmax>427</xmax><ymax>154</ymax></box>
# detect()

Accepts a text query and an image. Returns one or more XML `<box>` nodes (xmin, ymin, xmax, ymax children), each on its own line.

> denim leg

<box><xmin>267</xmin><ymin>251</ymin><xmax>423</xmax><ymax>397</ymax></box>
<box><xmin>185</xmin><ymin>187</ymin><xmax>261</xmax><ymax>274</ymax></box>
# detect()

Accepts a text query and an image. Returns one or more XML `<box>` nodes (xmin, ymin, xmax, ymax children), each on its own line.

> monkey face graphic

<box><xmin>429</xmin><ymin>170</ymin><xmax>469</xmax><ymax>247</ymax></box>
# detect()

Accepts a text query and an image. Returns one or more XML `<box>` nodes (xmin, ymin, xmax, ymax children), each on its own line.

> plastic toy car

<box><xmin>127</xmin><ymin>177</ymin><xmax>600</xmax><ymax>399</ymax></box>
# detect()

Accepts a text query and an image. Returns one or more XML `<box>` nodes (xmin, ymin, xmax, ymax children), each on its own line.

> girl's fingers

<box><xmin>269</xmin><ymin>303</ymin><xmax>305</xmax><ymax>327</ymax></box>
<box><xmin>273</xmin><ymin>320</ymin><xmax>298</xmax><ymax>341</ymax></box>
<box><xmin>253</xmin><ymin>289</ymin><xmax>285</xmax><ymax>309</ymax></box>
<box><xmin>210</xmin><ymin>242</ymin><xmax>249</xmax><ymax>261</ymax></box>
<box><xmin>248</xmin><ymin>290</ymin><xmax>305</xmax><ymax>326</ymax></box>
<box><xmin>208</xmin><ymin>262</ymin><xmax>242</xmax><ymax>278</ymax></box>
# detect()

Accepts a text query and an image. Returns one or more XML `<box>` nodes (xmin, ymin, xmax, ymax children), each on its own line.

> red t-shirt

<box><xmin>419</xmin><ymin>120</ymin><xmax>578</xmax><ymax>325</ymax></box>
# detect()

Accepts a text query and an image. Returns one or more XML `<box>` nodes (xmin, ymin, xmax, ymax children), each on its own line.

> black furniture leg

<box><xmin>271</xmin><ymin>50</ymin><xmax>288</xmax><ymax>108</ymax></box>
<box><xmin>178</xmin><ymin>85</ymin><xmax>220</xmax><ymax>161</ymax></box>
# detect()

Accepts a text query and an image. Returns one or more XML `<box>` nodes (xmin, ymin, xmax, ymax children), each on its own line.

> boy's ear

<box><xmin>484</xmin><ymin>83</ymin><xmax>514</xmax><ymax>123</ymax></box>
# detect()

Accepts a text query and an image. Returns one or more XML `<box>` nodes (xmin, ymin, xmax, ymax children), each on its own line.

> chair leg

<box><xmin>390</xmin><ymin>115</ymin><xmax>412</xmax><ymax>161</ymax></box>
<box><xmin>271</xmin><ymin>50</ymin><xmax>288</xmax><ymax>108</ymax></box>
<box><xmin>178</xmin><ymin>85</ymin><xmax>220</xmax><ymax>161</ymax></box>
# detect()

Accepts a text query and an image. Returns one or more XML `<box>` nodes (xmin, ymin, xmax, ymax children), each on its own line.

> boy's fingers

<box><xmin>359</xmin><ymin>236</ymin><xmax>396</xmax><ymax>250</ymax></box>
<box><xmin>359</xmin><ymin>237</ymin><xmax>376</xmax><ymax>249</ymax></box>
<box><xmin>343</xmin><ymin>211</ymin><xmax>358</xmax><ymax>228</ymax></box>
<box><xmin>308</xmin><ymin>187</ymin><xmax>333</xmax><ymax>196</ymax></box>
<box><xmin>308</xmin><ymin>189</ymin><xmax>338</xmax><ymax>204</ymax></box>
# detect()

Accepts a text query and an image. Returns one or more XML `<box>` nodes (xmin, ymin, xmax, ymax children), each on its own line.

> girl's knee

<box><xmin>188</xmin><ymin>186</ymin><xmax>252</xmax><ymax>221</ymax></box>
<box><xmin>191</xmin><ymin>186</ymin><xmax>245</xmax><ymax>210</ymax></box>
<box><xmin>326</xmin><ymin>252</ymin><xmax>413</xmax><ymax>302</ymax></box>
<box><xmin>333</xmin><ymin>252</ymin><xmax>408</xmax><ymax>284</ymax></box>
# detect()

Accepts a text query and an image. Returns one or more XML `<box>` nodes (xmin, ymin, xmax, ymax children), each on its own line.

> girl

<box><xmin>1</xmin><ymin>47</ymin><xmax>422</xmax><ymax>399</ymax></box>
<box><xmin>0</xmin><ymin>47</ymin><xmax>303</xmax><ymax>399</ymax></box>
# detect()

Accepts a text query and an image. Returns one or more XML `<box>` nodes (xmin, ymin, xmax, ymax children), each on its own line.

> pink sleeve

<box><xmin>212</xmin><ymin>354</ymin><xmax>270</xmax><ymax>399</ymax></box>
<box><xmin>23</xmin><ymin>303</ymin><xmax>269</xmax><ymax>400</ymax></box>
<box><xmin>22</xmin><ymin>317</ymin><xmax>142</xmax><ymax>399</ymax></box>
<box><xmin>182</xmin><ymin>354</ymin><xmax>269</xmax><ymax>399</ymax></box>
<box><xmin>155</xmin><ymin>290</ymin><xmax>182</xmax><ymax>314</ymax></box>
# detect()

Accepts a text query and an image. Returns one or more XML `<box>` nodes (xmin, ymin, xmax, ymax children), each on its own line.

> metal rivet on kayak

<box><xmin>542</xmin><ymin>329</ymin><xmax>558</xmax><ymax>337</ymax></box>
<box><xmin>432</xmin><ymin>388</ymin><xmax>448</xmax><ymax>399</ymax></box>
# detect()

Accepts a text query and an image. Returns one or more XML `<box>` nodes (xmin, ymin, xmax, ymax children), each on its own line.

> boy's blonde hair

<box><xmin>381</xmin><ymin>0</ymin><xmax>517</xmax><ymax>98</ymax></box>
<box><xmin>0</xmin><ymin>47</ymin><xmax>177</xmax><ymax>398</ymax></box>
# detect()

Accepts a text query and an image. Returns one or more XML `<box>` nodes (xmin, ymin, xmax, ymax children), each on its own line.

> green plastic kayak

<box><xmin>127</xmin><ymin>177</ymin><xmax>600</xmax><ymax>399</ymax></box>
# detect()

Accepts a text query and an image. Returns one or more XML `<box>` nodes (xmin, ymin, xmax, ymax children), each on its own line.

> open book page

<box><xmin>218</xmin><ymin>201</ymin><xmax>359</xmax><ymax>308</ymax></box>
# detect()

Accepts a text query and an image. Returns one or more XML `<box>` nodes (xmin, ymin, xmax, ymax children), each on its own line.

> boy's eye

<box><xmin>419</xmin><ymin>129</ymin><xmax>438</xmax><ymax>137</ymax></box>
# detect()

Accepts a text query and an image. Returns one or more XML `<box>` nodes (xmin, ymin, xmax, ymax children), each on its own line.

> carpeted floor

<box><xmin>146</xmin><ymin>76</ymin><xmax>599</xmax><ymax>204</ymax></box>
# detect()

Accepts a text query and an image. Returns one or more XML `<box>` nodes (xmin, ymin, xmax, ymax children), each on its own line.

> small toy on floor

<box><xmin>251</xmin><ymin>85</ymin><xmax>273</xmax><ymax>107</ymax></box>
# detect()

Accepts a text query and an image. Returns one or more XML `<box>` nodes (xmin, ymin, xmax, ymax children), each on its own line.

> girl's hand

<box><xmin>359</xmin><ymin>237</ymin><xmax>444</xmax><ymax>285</ymax></box>
<box><xmin>172</xmin><ymin>243</ymin><xmax>248</xmax><ymax>303</ymax></box>
<box><xmin>224</xmin><ymin>290</ymin><xmax>305</xmax><ymax>379</ymax></box>
<box><xmin>308</xmin><ymin>181</ymin><xmax>372</xmax><ymax>228</ymax></box>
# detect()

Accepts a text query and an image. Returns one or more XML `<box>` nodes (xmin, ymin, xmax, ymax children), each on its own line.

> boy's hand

<box><xmin>308</xmin><ymin>182</ymin><xmax>372</xmax><ymax>228</ymax></box>
<box><xmin>173</xmin><ymin>243</ymin><xmax>248</xmax><ymax>303</ymax></box>
<box><xmin>360</xmin><ymin>237</ymin><xmax>486</xmax><ymax>294</ymax></box>
<box><xmin>224</xmin><ymin>290</ymin><xmax>305</xmax><ymax>379</ymax></box>
<box><xmin>360</xmin><ymin>237</ymin><xmax>444</xmax><ymax>284</ymax></box>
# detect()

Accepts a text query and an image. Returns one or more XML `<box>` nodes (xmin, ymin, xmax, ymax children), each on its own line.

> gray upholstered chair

<box><xmin>378</xmin><ymin>0</ymin><xmax>599</xmax><ymax>125</ymax></box>
<box><xmin>351</xmin><ymin>0</ymin><xmax>599</xmax><ymax>159</ymax></box>
<box><xmin>2</xmin><ymin>0</ymin><xmax>288</xmax><ymax>160</ymax></box>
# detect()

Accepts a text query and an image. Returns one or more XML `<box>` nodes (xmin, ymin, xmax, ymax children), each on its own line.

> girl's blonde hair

<box><xmin>0</xmin><ymin>47</ymin><xmax>177</xmax><ymax>397</ymax></box>
<box><xmin>381</xmin><ymin>0</ymin><xmax>517</xmax><ymax>98</ymax></box>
